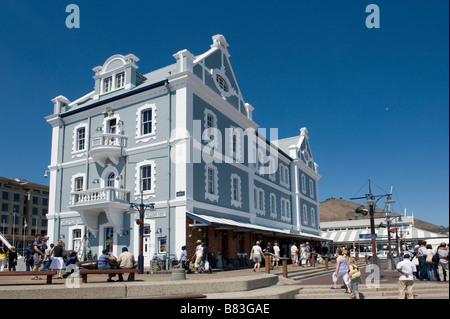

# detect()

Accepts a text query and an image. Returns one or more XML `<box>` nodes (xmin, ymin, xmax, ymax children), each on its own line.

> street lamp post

<box><xmin>351</xmin><ymin>179</ymin><xmax>395</xmax><ymax>280</ymax></box>
<box><xmin>129</xmin><ymin>191</ymin><xmax>155</xmax><ymax>274</ymax></box>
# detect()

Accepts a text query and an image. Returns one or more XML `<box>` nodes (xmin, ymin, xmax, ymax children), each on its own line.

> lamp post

<box><xmin>351</xmin><ymin>179</ymin><xmax>395</xmax><ymax>279</ymax></box>
<box><xmin>129</xmin><ymin>190</ymin><xmax>155</xmax><ymax>274</ymax></box>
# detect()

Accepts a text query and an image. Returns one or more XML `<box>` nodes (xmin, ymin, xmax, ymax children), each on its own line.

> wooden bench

<box><xmin>79</xmin><ymin>268</ymin><xmax>139</xmax><ymax>283</ymax></box>
<box><xmin>0</xmin><ymin>270</ymin><xmax>57</xmax><ymax>284</ymax></box>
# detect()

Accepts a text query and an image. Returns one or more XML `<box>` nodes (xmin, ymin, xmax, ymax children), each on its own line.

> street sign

<box><xmin>359</xmin><ymin>233</ymin><xmax>377</xmax><ymax>239</ymax></box>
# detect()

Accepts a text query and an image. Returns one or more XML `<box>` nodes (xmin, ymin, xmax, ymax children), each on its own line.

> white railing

<box><xmin>91</xmin><ymin>133</ymin><xmax>127</xmax><ymax>148</ymax></box>
<box><xmin>71</xmin><ymin>187</ymin><xmax>130</xmax><ymax>206</ymax></box>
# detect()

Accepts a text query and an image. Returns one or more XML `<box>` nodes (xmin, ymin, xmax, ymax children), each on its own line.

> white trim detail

<box><xmin>230</xmin><ymin>173</ymin><xmax>242</xmax><ymax>208</ymax></box>
<box><xmin>254</xmin><ymin>187</ymin><xmax>265</xmax><ymax>216</ymax></box>
<box><xmin>204</xmin><ymin>163</ymin><xmax>219</xmax><ymax>202</ymax></box>
<box><xmin>135</xmin><ymin>160</ymin><xmax>156</xmax><ymax>198</ymax></box>
<box><xmin>72</xmin><ymin>122</ymin><xmax>89</xmax><ymax>158</ymax></box>
<box><xmin>269</xmin><ymin>193</ymin><xmax>277</xmax><ymax>219</ymax></box>
<box><xmin>281</xmin><ymin>197</ymin><xmax>291</xmax><ymax>223</ymax></box>
<box><xmin>136</xmin><ymin>103</ymin><xmax>157</xmax><ymax>143</ymax></box>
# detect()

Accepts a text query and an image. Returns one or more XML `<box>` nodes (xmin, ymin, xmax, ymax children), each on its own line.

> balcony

<box><xmin>68</xmin><ymin>187</ymin><xmax>131</xmax><ymax>237</ymax></box>
<box><xmin>89</xmin><ymin>133</ymin><xmax>127</xmax><ymax>167</ymax></box>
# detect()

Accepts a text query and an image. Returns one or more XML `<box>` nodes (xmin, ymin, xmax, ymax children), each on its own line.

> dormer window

<box><xmin>103</xmin><ymin>77</ymin><xmax>112</xmax><ymax>93</ymax></box>
<box><xmin>116</xmin><ymin>72</ymin><xmax>125</xmax><ymax>88</ymax></box>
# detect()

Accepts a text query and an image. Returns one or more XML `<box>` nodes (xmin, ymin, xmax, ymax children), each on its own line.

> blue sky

<box><xmin>0</xmin><ymin>1</ymin><xmax>448</xmax><ymax>227</ymax></box>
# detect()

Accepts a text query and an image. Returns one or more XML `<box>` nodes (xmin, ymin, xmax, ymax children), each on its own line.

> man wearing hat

<box><xmin>396</xmin><ymin>252</ymin><xmax>417</xmax><ymax>299</ymax></box>
<box><xmin>118</xmin><ymin>247</ymin><xmax>137</xmax><ymax>281</ymax></box>
<box><xmin>191</xmin><ymin>240</ymin><xmax>203</xmax><ymax>272</ymax></box>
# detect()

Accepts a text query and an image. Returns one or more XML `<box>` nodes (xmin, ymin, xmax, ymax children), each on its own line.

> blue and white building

<box><xmin>45</xmin><ymin>35</ymin><xmax>325</xmax><ymax>267</ymax></box>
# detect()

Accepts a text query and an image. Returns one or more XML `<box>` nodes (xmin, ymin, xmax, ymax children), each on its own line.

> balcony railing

<box><xmin>71</xmin><ymin>187</ymin><xmax>130</xmax><ymax>206</ymax></box>
<box><xmin>91</xmin><ymin>133</ymin><xmax>127</xmax><ymax>148</ymax></box>
<box><xmin>89</xmin><ymin>133</ymin><xmax>127</xmax><ymax>167</ymax></box>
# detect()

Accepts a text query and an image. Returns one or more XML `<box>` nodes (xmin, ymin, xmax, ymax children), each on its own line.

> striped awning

<box><xmin>321</xmin><ymin>227</ymin><xmax>448</xmax><ymax>243</ymax></box>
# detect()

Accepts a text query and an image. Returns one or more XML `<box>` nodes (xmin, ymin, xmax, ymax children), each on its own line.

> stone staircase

<box><xmin>272</xmin><ymin>259</ymin><xmax>367</xmax><ymax>281</ymax></box>
<box><xmin>294</xmin><ymin>282</ymin><xmax>449</xmax><ymax>299</ymax></box>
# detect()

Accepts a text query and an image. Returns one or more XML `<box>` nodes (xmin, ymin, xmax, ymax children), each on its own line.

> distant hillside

<box><xmin>319</xmin><ymin>198</ymin><xmax>449</xmax><ymax>235</ymax></box>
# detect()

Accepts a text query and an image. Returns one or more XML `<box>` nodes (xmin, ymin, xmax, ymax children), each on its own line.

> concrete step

<box><xmin>295</xmin><ymin>283</ymin><xmax>449</xmax><ymax>299</ymax></box>
<box><xmin>206</xmin><ymin>283</ymin><xmax>301</xmax><ymax>299</ymax></box>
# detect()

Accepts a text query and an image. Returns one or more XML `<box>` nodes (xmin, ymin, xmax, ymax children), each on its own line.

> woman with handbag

<box><xmin>425</xmin><ymin>244</ymin><xmax>439</xmax><ymax>281</ymax></box>
<box><xmin>348</xmin><ymin>257</ymin><xmax>361</xmax><ymax>299</ymax></box>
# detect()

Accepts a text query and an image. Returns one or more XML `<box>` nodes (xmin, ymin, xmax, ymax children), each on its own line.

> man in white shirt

<box><xmin>397</xmin><ymin>252</ymin><xmax>417</xmax><ymax>299</ymax></box>
<box><xmin>192</xmin><ymin>240</ymin><xmax>203</xmax><ymax>272</ymax></box>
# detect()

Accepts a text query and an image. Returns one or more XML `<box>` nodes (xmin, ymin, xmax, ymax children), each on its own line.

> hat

<box><xmin>196</xmin><ymin>240</ymin><xmax>202</xmax><ymax>244</ymax></box>
<box><xmin>102</xmin><ymin>249</ymin><xmax>109</xmax><ymax>254</ymax></box>
<box><xmin>403</xmin><ymin>253</ymin><xmax>410</xmax><ymax>258</ymax></box>
<box><xmin>122</xmin><ymin>247</ymin><xmax>128</xmax><ymax>251</ymax></box>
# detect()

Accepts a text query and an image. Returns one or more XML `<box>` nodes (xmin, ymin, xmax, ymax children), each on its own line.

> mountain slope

<box><xmin>319</xmin><ymin>198</ymin><xmax>448</xmax><ymax>234</ymax></box>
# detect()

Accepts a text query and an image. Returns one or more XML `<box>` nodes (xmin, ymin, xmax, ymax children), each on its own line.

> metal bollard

<box><xmin>282</xmin><ymin>259</ymin><xmax>288</xmax><ymax>278</ymax></box>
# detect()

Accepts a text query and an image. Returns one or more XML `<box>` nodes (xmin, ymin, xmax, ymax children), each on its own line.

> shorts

<box><xmin>252</xmin><ymin>254</ymin><xmax>262</xmax><ymax>262</ymax></box>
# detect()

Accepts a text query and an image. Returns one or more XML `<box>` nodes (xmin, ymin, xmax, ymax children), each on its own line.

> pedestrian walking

<box><xmin>179</xmin><ymin>245</ymin><xmax>190</xmax><ymax>272</ymax></box>
<box><xmin>348</xmin><ymin>257</ymin><xmax>361</xmax><ymax>299</ymax></box>
<box><xmin>305</xmin><ymin>242</ymin><xmax>311</xmax><ymax>266</ymax></box>
<box><xmin>31</xmin><ymin>236</ymin><xmax>46</xmax><ymax>280</ymax></box>
<box><xmin>198</xmin><ymin>242</ymin><xmax>212</xmax><ymax>274</ymax></box>
<box><xmin>437</xmin><ymin>242</ymin><xmax>448</xmax><ymax>281</ymax></box>
<box><xmin>49</xmin><ymin>240</ymin><xmax>66</xmax><ymax>279</ymax></box>
<box><xmin>118</xmin><ymin>247</ymin><xmax>137</xmax><ymax>281</ymax></box>
<box><xmin>0</xmin><ymin>244</ymin><xmax>7</xmax><ymax>271</ymax></box>
<box><xmin>397</xmin><ymin>252</ymin><xmax>417</xmax><ymax>299</ymax></box>
<box><xmin>272</xmin><ymin>242</ymin><xmax>280</xmax><ymax>268</ymax></box>
<box><xmin>416</xmin><ymin>241</ymin><xmax>428</xmax><ymax>280</ymax></box>
<box><xmin>250</xmin><ymin>241</ymin><xmax>264</xmax><ymax>272</ymax></box>
<box><xmin>290</xmin><ymin>242</ymin><xmax>298</xmax><ymax>266</ymax></box>
<box><xmin>8</xmin><ymin>246</ymin><xmax>18</xmax><ymax>271</ymax></box>
<box><xmin>191</xmin><ymin>240</ymin><xmax>203</xmax><ymax>273</ymax></box>
<box><xmin>24</xmin><ymin>244</ymin><xmax>34</xmax><ymax>271</ymax></box>
<box><xmin>41</xmin><ymin>243</ymin><xmax>54</xmax><ymax>271</ymax></box>
<box><xmin>331</xmin><ymin>249</ymin><xmax>351</xmax><ymax>293</ymax></box>
<box><xmin>425</xmin><ymin>244</ymin><xmax>439</xmax><ymax>281</ymax></box>
<box><xmin>300</xmin><ymin>244</ymin><xmax>307</xmax><ymax>267</ymax></box>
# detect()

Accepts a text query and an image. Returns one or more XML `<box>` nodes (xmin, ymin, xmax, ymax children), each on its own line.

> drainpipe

<box><xmin>165</xmin><ymin>80</ymin><xmax>172</xmax><ymax>270</ymax></box>
<box><xmin>57</xmin><ymin>119</ymin><xmax>66</xmax><ymax>242</ymax></box>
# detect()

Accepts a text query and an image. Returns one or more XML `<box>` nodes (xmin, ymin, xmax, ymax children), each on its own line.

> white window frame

<box><xmin>253</xmin><ymin>187</ymin><xmax>265</xmax><ymax>216</ymax></box>
<box><xmin>230</xmin><ymin>174</ymin><xmax>242</xmax><ymax>208</ymax></box>
<box><xmin>136</xmin><ymin>104</ymin><xmax>157</xmax><ymax>143</ymax></box>
<box><xmin>302</xmin><ymin>204</ymin><xmax>308</xmax><ymax>225</ymax></box>
<box><xmin>72</xmin><ymin>122</ymin><xmax>89</xmax><ymax>158</ymax></box>
<box><xmin>279</xmin><ymin>163</ymin><xmax>290</xmax><ymax>188</ymax></box>
<box><xmin>301</xmin><ymin>174</ymin><xmax>307</xmax><ymax>194</ymax></box>
<box><xmin>269</xmin><ymin>193</ymin><xmax>277</xmax><ymax>219</ymax></box>
<box><xmin>309</xmin><ymin>180</ymin><xmax>315</xmax><ymax>199</ymax></box>
<box><xmin>115</xmin><ymin>72</ymin><xmax>125</xmax><ymax>89</ymax></box>
<box><xmin>103</xmin><ymin>76</ymin><xmax>112</xmax><ymax>93</ymax></box>
<box><xmin>71</xmin><ymin>173</ymin><xmax>86</xmax><ymax>193</ymax></box>
<box><xmin>280</xmin><ymin>198</ymin><xmax>291</xmax><ymax>222</ymax></box>
<box><xmin>310</xmin><ymin>207</ymin><xmax>316</xmax><ymax>227</ymax></box>
<box><xmin>135</xmin><ymin>160</ymin><xmax>156</xmax><ymax>197</ymax></box>
<box><xmin>204</xmin><ymin>163</ymin><xmax>219</xmax><ymax>202</ymax></box>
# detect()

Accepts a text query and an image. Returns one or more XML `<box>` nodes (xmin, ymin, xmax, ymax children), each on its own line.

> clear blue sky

<box><xmin>0</xmin><ymin>1</ymin><xmax>448</xmax><ymax>227</ymax></box>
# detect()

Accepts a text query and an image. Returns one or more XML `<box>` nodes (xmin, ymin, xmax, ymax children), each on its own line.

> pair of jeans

<box><xmin>426</xmin><ymin>262</ymin><xmax>439</xmax><ymax>281</ymax></box>
<box><xmin>418</xmin><ymin>257</ymin><xmax>428</xmax><ymax>280</ymax></box>
<box><xmin>197</xmin><ymin>260</ymin><xmax>212</xmax><ymax>273</ymax></box>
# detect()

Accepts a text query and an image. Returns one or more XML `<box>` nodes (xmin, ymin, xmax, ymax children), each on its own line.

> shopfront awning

<box><xmin>321</xmin><ymin>227</ymin><xmax>448</xmax><ymax>244</ymax></box>
<box><xmin>186</xmin><ymin>211</ymin><xmax>327</xmax><ymax>241</ymax></box>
